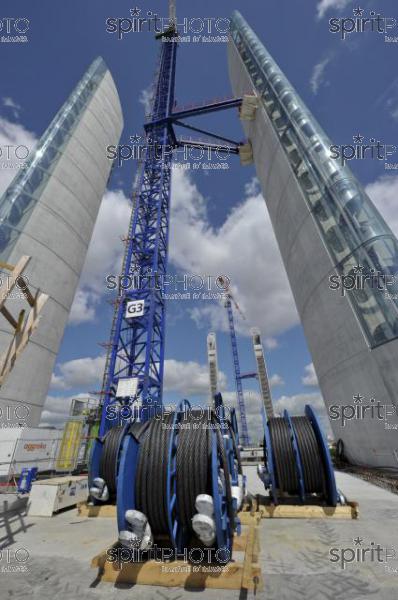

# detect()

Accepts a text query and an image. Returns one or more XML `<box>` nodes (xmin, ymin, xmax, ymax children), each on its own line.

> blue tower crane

<box><xmin>217</xmin><ymin>276</ymin><xmax>251</xmax><ymax>446</ymax></box>
<box><xmin>98</xmin><ymin>23</ymin><xmax>177</xmax><ymax>435</ymax></box>
<box><xmin>97</xmin><ymin>5</ymin><xmax>244</xmax><ymax>438</ymax></box>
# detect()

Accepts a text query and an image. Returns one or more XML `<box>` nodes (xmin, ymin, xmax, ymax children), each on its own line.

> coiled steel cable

<box><xmin>268</xmin><ymin>418</ymin><xmax>298</xmax><ymax>494</ymax></box>
<box><xmin>291</xmin><ymin>416</ymin><xmax>325</xmax><ymax>494</ymax></box>
<box><xmin>268</xmin><ymin>416</ymin><xmax>326</xmax><ymax>496</ymax></box>
<box><xmin>99</xmin><ymin>426</ymin><xmax>125</xmax><ymax>498</ymax></box>
<box><xmin>176</xmin><ymin>410</ymin><xmax>211</xmax><ymax>533</ymax></box>
<box><xmin>135</xmin><ymin>412</ymin><xmax>174</xmax><ymax>535</ymax></box>
<box><xmin>135</xmin><ymin>409</ymin><xmax>234</xmax><ymax>540</ymax></box>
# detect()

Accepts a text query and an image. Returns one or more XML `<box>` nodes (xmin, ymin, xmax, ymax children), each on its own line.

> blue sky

<box><xmin>1</xmin><ymin>0</ymin><xmax>398</xmax><ymax>440</ymax></box>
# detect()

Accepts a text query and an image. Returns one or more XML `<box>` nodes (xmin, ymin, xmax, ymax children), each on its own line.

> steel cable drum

<box><xmin>291</xmin><ymin>416</ymin><xmax>325</xmax><ymax>494</ymax></box>
<box><xmin>134</xmin><ymin>407</ymin><xmax>235</xmax><ymax>548</ymax></box>
<box><xmin>176</xmin><ymin>410</ymin><xmax>212</xmax><ymax>535</ymax></box>
<box><xmin>268</xmin><ymin>418</ymin><xmax>298</xmax><ymax>494</ymax></box>
<box><xmin>99</xmin><ymin>425</ymin><xmax>126</xmax><ymax>498</ymax></box>
<box><xmin>135</xmin><ymin>412</ymin><xmax>174</xmax><ymax>536</ymax></box>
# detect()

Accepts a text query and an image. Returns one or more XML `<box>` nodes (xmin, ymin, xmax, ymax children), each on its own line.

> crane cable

<box><xmin>99</xmin><ymin>425</ymin><xmax>125</xmax><ymax>498</ymax></box>
<box><xmin>268</xmin><ymin>416</ymin><xmax>325</xmax><ymax>495</ymax></box>
<box><xmin>135</xmin><ymin>409</ymin><xmax>235</xmax><ymax>539</ymax></box>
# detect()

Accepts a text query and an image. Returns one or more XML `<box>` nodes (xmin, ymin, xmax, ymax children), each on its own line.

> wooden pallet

<box><xmin>77</xmin><ymin>502</ymin><xmax>116</xmax><ymax>517</ymax></box>
<box><xmin>91</xmin><ymin>524</ymin><xmax>263</xmax><ymax>591</ymax></box>
<box><xmin>241</xmin><ymin>496</ymin><xmax>359</xmax><ymax>521</ymax></box>
<box><xmin>79</xmin><ymin>498</ymin><xmax>358</xmax><ymax>521</ymax></box>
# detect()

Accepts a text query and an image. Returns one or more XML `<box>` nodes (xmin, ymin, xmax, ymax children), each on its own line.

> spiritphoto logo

<box><xmin>0</xmin><ymin>17</ymin><xmax>29</xmax><ymax>43</ymax></box>
<box><xmin>107</xmin><ymin>135</ymin><xmax>232</xmax><ymax>170</ymax></box>
<box><xmin>329</xmin><ymin>394</ymin><xmax>398</xmax><ymax>429</ymax></box>
<box><xmin>329</xmin><ymin>537</ymin><xmax>396</xmax><ymax>571</ymax></box>
<box><xmin>0</xmin><ymin>144</ymin><xmax>30</xmax><ymax>170</ymax></box>
<box><xmin>106</xmin><ymin>7</ymin><xmax>230</xmax><ymax>42</ymax></box>
<box><xmin>329</xmin><ymin>7</ymin><xmax>397</xmax><ymax>41</ymax></box>
<box><xmin>105</xmin><ymin>402</ymin><xmax>233</xmax><ymax>427</ymax></box>
<box><xmin>107</xmin><ymin>544</ymin><xmax>230</xmax><ymax>567</ymax></box>
<box><xmin>0</xmin><ymin>404</ymin><xmax>30</xmax><ymax>428</ymax></box>
<box><xmin>329</xmin><ymin>265</ymin><xmax>398</xmax><ymax>297</ymax></box>
<box><xmin>0</xmin><ymin>546</ymin><xmax>30</xmax><ymax>573</ymax></box>
<box><xmin>106</xmin><ymin>270</ymin><xmax>230</xmax><ymax>296</ymax></box>
<box><xmin>0</xmin><ymin>273</ymin><xmax>30</xmax><ymax>301</ymax></box>
<box><xmin>330</xmin><ymin>134</ymin><xmax>397</xmax><ymax>168</ymax></box>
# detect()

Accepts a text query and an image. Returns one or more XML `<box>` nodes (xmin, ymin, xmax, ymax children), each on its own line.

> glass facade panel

<box><xmin>0</xmin><ymin>57</ymin><xmax>107</xmax><ymax>262</ymax></box>
<box><xmin>231</xmin><ymin>11</ymin><xmax>398</xmax><ymax>348</ymax></box>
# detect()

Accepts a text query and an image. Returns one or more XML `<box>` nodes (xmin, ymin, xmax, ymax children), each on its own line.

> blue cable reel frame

<box><xmin>166</xmin><ymin>399</ymin><xmax>191</xmax><ymax>551</ymax></box>
<box><xmin>230</xmin><ymin>406</ymin><xmax>240</xmax><ymax>447</ymax></box>
<box><xmin>211</xmin><ymin>428</ymin><xmax>235</xmax><ymax>563</ymax></box>
<box><xmin>116</xmin><ymin>423</ymin><xmax>141</xmax><ymax>535</ymax></box>
<box><xmin>262</xmin><ymin>408</ymin><xmax>278</xmax><ymax>504</ymax></box>
<box><xmin>305</xmin><ymin>404</ymin><xmax>338</xmax><ymax>507</ymax></box>
<box><xmin>283</xmin><ymin>410</ymin><xmax>306</xmax><ymax>503</ymax></box>
<box><xmin>213</xmin><ymin>393</ymin><xmax>240</xmax><ymax>489</ymax></box>
<box><xmin>89</xmin><ymin>422</ymin><xmax>129</xmax><ymax>504</ymax></box>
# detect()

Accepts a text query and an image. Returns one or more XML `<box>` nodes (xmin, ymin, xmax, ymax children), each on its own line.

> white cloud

<box><xmin>316</xmin><ymin>0</ymin><xmax>352</xmax><ymax>20</ymax></box>
<box><xmin>170</xmin><ymin>170</ymin><xmax>299</xmax><ymax>339</ymax></box>
<box><xmin>51</xmin><ymin>355</ymin><xmax>106</xmax><ymax>390</ymax></box>
<box><xmin>69</xmin><ymin>290</ymin><xmax>98</xmax><ymax>324</ymax></box>
<box><xmin>269</xmin><ymin>373</ymin><xmax>285</xmax><ymax>387</ymax></box>
<box><xmin>2</xmin><ymin>96</ymin><xmax>22</xmax><ymax>119</ymax></box>
<box><xmin>264</xmin><ymin>337</ymin><xmax>278</xmax><ymax>350</ymax></box>
<box><xmin>0</xmin><ymin>116</ymin><xmax>37</xmax><ymax>195</ymax></box>
<box><xmin>69</xmin><ymin>189</ymin><xmax>131</xmax><ymax>324</ymax></box>
<box><xmin>302</xmin><ymin>362</ymin><xmax>319</xmax><ymax>386</ymax></box>
<box><xmin>164</xmin><ymin>358</ymin><xmax>227</xmax><ymax>395</ymax></box>
<box><xmin>51</xmin><ymin>353</ymin><xmax>227</xmax><ymax>399</ymax></box>
<box><xmin>139</xmin><ymin>86</ymin><xmax>153</xmax><ymax>116</ymax></box>
<box><xmin>365</xmin><ymin>175</ymin><xmax>398</xmax><ymax>236</ymax></box>
<box><xmin>310</xmin><ymin>54</ymin><xmax>333</xmax><ymax>94</ymax></box>
<box><xmin>40</xmin><ymin>393</ymin><xmax>94</xmax><ymax>428</ymax></box>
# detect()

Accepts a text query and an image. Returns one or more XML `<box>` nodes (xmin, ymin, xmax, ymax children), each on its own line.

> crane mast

<box><xmin>251</xmin><ymin>328</ymin><xmax>274</xmax><ymax>418</ymax></box>
<box><xmin>207</xmin><ymin>332</ymin><xmax>219</xmax><ymax>401</ymax></box>
<box><xmin>99</xmin><ymin>18</ymin><xmax>178</xmax><ymax>434</ymax></box>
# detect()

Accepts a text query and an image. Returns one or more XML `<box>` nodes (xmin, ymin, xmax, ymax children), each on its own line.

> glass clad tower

<box><xmin>0</xmin><ymin>59</ymin><xmax>110</xmax><ymax>261</ymax></box>
<box><xmin>0</xmin><ymin>58</ymin><xmax>123</xmax><ymax>427</ymax></box>
<box><xmin>229</xmin><ymin>11</ymin><xmax>398</xmax><ymax>468</ymax></box>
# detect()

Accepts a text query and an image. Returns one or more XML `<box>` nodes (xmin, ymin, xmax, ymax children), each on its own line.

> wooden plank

<box><xmin>91</xmin><ymin>525</ymin><xmax>263</xmax><ymax>591</ymax></box>
<box><xmin>241</xmin><ymin>526</ymin><xmax>263</xmax><ymax>590</ymax></box>
<box><xmin>77</xmin><ymin>502</ymin><xmax>117</xmax><ymax>518</ymax></box>
<box><xmin>232</xmin><ymin>530</ymin><xmax>248</xmax><ymax>552</ymax></box>
<box><xmin>0</xmin><ymin>292</ymin><xmax>48</xmax><ymax>384</ymax></box>
<box><xmin>238</xmin><ymin>512</ymin><xmax>262</xmax><ymax>526</ymax></box>
<box><xmin>92</xmin><ymin>552</ymin><xmax>249</xmax><ymax>589</ymax></box>
<box><xmin>257</xmin><ymin>501</ymin><xmax>358</xmax><ymax>519</ymax></box>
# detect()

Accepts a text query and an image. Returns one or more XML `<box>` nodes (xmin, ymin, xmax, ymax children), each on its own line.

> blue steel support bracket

<box><xmin>166</xmin><ymin>399</ymin><xmax>191</xmax><ymax>551</ymax></box>
<box><xmin>117</xmin><ymin>427</ymin><xmax>140</xmax><ymax>534</ymax></box>
<box><xmin>211</xmin><ymin>428</ymin><xmax>234</xmax><ymax>562</ymax></box>
<box><xmin>263</xmin><ymin>410</ymin><xmax>278</xmax><ymax>504</ymax></box>
<box><xmin>305</xmin><ymin>405</ymin><xmax>338</xmax><ymax>507</ymax></box>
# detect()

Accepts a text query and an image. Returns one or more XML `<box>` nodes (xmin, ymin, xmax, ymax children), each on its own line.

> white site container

<box><xmin>27</xmin><ymin>475</ymin><xmax>88</xmax><ymax>516</ymax></box>
<box><xmin>0</xmin><ymin>428</ymin><xmax>62</xmax><ymax>478</ymax></box>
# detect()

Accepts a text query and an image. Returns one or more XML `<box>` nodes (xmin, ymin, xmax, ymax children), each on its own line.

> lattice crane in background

<box><xmin>216</xmin><ymin>276</ymin><xmax>251</xmax><ymax>446</ymax></box>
